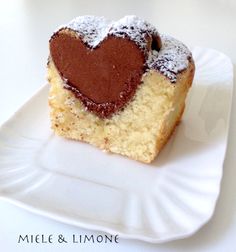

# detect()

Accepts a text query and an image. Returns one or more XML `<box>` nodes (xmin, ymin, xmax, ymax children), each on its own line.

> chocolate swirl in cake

<box><xmin>49</xmin><ymin>15</ymin><xmax>192</xmax><ymax>118</ymax></box>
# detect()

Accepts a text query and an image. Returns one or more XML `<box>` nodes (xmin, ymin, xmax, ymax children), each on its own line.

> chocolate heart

<box><xmin>49</xmin><ymin>16</ymin><xmax>162</xmax><ymax>118</ymax></box>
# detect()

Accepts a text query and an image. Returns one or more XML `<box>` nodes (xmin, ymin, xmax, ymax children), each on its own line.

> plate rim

<box><xmin>0</xmin><ymin>47</ymin><xmax>234</xmax><ymax>243</ymax></box>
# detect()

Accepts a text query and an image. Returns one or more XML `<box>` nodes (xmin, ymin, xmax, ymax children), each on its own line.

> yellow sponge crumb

<box><xmin>48</xmin><ymin>59</ymin><xmax>194</xmax><ymax>163</ymax></box>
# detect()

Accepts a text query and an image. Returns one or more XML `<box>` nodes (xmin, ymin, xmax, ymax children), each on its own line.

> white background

<box><xmin>0</xmin><ymin>0</ymin><xmax>236</xmax><ymax>251</ymax></box>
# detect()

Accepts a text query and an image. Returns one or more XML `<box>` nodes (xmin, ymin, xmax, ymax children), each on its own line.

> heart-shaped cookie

<box><xmin>49</xmin><ymin>16</ymin><xmax>161</xmax><ymax>118</ymax></box>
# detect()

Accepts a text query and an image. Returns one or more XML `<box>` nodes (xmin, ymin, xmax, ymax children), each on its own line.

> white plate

<box><xmin>0</xmin><ymin>47</ymin><xmax>233</xmax><ymax>243</ymax></box>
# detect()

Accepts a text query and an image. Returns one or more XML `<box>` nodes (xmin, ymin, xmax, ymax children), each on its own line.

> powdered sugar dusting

<box><xmin>66</xmin><ymin>16</ymin><xmax>110</xmax><ymax>48</ymax></box>
<box><xmin>108</xmin><ymin>15</ymin><xmax>160</xmax><ymax>53</ymax></box>
<box><xmin>57</xmin><ymin>15</ymin><xmax>192</xmax><ymax>83</ymax></box>
<box><xmin>64</xmin><ymin>15</ymin><xmax>160</xmax><ymax>53</ymax></box>
<box><xmin>147</xmin><ymin>35</ymin><xmax>191</xmax><ymax>82</ymax></box>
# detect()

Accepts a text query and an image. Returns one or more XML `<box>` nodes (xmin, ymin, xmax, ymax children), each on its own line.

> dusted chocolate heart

<box><xmin>49</xmin><ymin>16</ymin><xmax>162</xmax><ymax>118</ymax></box>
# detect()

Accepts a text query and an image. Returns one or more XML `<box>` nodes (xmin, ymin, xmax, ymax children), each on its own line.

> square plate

<box><xmin>0</xmin><ymin>47</ymin><xmax>233</xmax><ymax>243</ymax></box>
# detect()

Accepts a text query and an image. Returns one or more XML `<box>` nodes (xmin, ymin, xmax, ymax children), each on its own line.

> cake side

<box><xmin>48</xmin><ymin>59</ymin><xmax>194</xmax><ymax>163</ymax></box>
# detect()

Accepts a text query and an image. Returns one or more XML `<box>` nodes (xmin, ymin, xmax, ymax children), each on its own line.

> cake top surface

<box><xmin>147</xmin><ymin>35</ymin><xmax>191</xmax><ymax>82</ymax></box>
<box><xmin>55</xmin><ymin>15</ymin><xmax>192</xmax><ymax>83</ymax></box>
<box><xmin>65</xmin><ymin>16</ymin><xmax>110</xmax><ymax>48</ymax></box>
<box><xmin>64</xmin><ymin>15</ymin><xmax>160</xmax><ymax>53</ymax></box>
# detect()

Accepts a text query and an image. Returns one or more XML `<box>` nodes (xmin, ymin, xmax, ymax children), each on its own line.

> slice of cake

<box><xmin>47</xmin><ymin>15</ymin><xmax>195</xmax><ymax>163</ymax></box>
